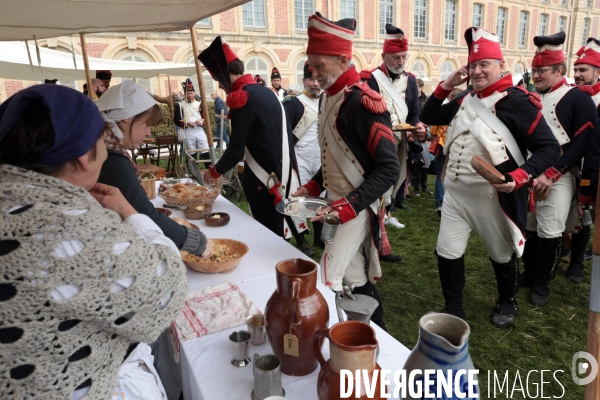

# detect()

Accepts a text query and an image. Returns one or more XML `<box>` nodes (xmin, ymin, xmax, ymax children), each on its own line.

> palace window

<box><xmin>380</xmin><ymin>0</ymin><xmax>394</xmax><ymax>35</ymax></box>
<box><xmin>513</xmin><ymin>63</ymin><xmax>525</xmax><ymax>76</ymax></box>
<box><xmin>539</xmin><ymin>14</ymin><xmax>548</xmax><ymax>36</ymax></box>
<box><xmin>295</xmin><ymin>0</ymin><xmax>314</xmax><ymax>30</ymax></box>
<box><xmin>518</xmin><ymin>11</ymin><xmax>528</xmax><ymax>47</ymax></box>
<box><xmin>245</xmin><ymin>56</ymin><xmax>269</xmax><ymax>85</ymax></box>
<box><xmin>340</xmin><ymin>0</ymin><xmax>356</xmax><ymax>19</ymax></box>
<box><xmin>441</xmin><ymin>61</ymin><xmax>454</xmax><ymax>80</ymax></box>
<box><xmin>583</xmin><ymin>18</ymin><xmax>591</xmax><ymax>46</ymax></box>
<box><xmin>472</xmin><ymin>4</ymin><xmax>483</xmax><ymax>27</ymax></box>
<box><xmin>411</xmin><ymin>60</ymin><xmax>427</xmax><ymax>79</ymax></box>
<box><xmin>243</xmin><ymin>0</ymin><xmax>266</xmax><ymax>28</ymax></box>
<box><xmin>120</xmin><ymin>53</ymin><xmax>153</xmax><ymax>93</ymax></box>
<box><xmin>497</xmin><ymin>8</ymin><xmax>507</xmax><ymax>45</ymax></box>
<box><xmin>296</xmin><ymin>58</ymin><xmax>308</xmax><ymax>85</ymax></box>
<box><xmin>558</xmin><ymin>16</ymin><xmax>566</xmax><ymax>32</ymax></box>
<box><xmin>414</xmin><ymin>0</ymin><xmax>427</xmax><ymax>39</ymax></box>
<box><xmin>444</xmin><ymin>0</ymin><xmax>456</xmax><ymax>41</ymax></box>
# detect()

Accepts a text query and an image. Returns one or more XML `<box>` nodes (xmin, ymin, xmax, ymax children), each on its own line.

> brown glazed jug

<box><xmin>313</xmin><ymin>321</ymin><xmax>386</xmax><ymax>400</ymax></box>
<box><xmin>264</xmin><ymin>258</ymin><xmax>329</xmax><ymax>376</ymax></box>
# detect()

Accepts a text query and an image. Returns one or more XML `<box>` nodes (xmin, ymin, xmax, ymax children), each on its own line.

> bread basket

<box><xmin>160</xmin><ymin>186</ymin><xmax>220</xmax><ymax>208</ymax></box>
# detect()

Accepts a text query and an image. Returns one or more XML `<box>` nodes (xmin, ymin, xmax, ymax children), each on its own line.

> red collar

<box><xmin>547</xmin><ymin>77</ymin><xmax>568</xmax><ymax>93</ymax></box>
<box><xmin>473</xmin><ymin>73</ymin><xmax>514</xmax><ymax>98</ymax></box>
<box><xmin>327</xmin><ymin>66</ymin><xmax>360</xmax><ymax>96</ymax></box>
<box><xmin>593</xmin><ymin>81</ymin><xmax>600</xmax><ymax>95</ymax></box>
<box><xmin>231</xmin><ymin>74</ymin><xmax>257</xmax><ymax>92</ymax></box>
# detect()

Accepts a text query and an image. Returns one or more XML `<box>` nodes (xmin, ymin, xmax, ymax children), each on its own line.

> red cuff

<box><xmin>579</xmin><ymin>194</ymin><xmax>596</xmax><ymax>205</ymax></box>
<box><xmin>208</xmin><ymin>165</ymin><xmax>221</xmax><ymax>179</ymax></box>
<box><xmin>304</xmin><ymin>180</ymin><xmax>322</xmax><ymax>197</ymax></box>
<box><xmin>331</xmin><ymin>197</ymin><xmax>358</xmax><ymax>223</ymax></box>
<box><xmin>433</xmin><ymin>82</ymin><xmax>453</xmax><ymax>100</ymax></box>
<box><xmin>543</xmin><ymin>167</ymin><xmax>562</xmax><ymax>182</ymax></box>
<box><xmin>507</xmin><ymin>168</ymin><xmax>530</xmax><ymax>190</ymax></box>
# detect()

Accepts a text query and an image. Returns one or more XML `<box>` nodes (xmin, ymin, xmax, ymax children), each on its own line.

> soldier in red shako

<box><xmin>200</xmin><ymin>37</ymin><xmax>307</xmax><ymax>241</ymax></box>
<box><xmin>520</xmin><ymin>32</ymin><xmax>597</xmax><ymax>307</ymax></box>
<box><xmin>420</xmin><ymin>27</ymin><xmax>560</xmax><ymax>328</ymax></box>
<box><xmin>293</xmin><ymin>12</ymin><xmax>401</xmax><ymax>330</ymax></box>
<box><xmin>564</xmin><ymin>37</ymin><xmax>600</xmax><ymax>283</ymax></box>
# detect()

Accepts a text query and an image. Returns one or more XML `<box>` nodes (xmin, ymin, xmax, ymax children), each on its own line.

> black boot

<box><xmin>394</xmin><ymin>198</ymin><xmax>409</xmax><ymax>211</ymax></box>
<box><xmin>312</xmin><ymin>221</ymin><xmax>325</xmax><ymax>249</ymax></box>
<box><xmin>531</xmin><ymin>236</ymin><xmax>562</xmax><ymax>306</ymax></box>
<box><xmin>490</xmin><ymin>254</ymin><xmax>519</xmax><ymax>328</ymax></box>
<box><xmin>568</xmin><ymin>226</ymin><xmax>590</xmax><ymax>283</ymax></box>
<box><xmin>437</xmin><ymin>254</ymin><xmax>466</xmax><ymax>319</ymax></box>
<box><xmin>519</xmin><ymin>231</ymin><xmax>538</xmax><ymax>287</ymax></box>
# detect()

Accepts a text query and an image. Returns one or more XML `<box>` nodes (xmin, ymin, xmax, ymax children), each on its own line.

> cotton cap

<box><xmin>306</xmin><ymin>12</ymin><xmax>355</xmax><ymax>59</ymax></box>
<box><xmin>575</xmin><ymin>37</ymin><xmax>600</xmax><ymax>68</ymax></box>
<box><xmin>0</xmin><ymin>84</ymin><xmax>104</xmax><ymax>166</ymax></box>
<box><xmin>532</xmin><ymin>31</ymin><xmax>566</xmax><ymax>67</ymax></box>
<box><xmin>383</xmin><ymin>24</ymin><xmax>408</xmax><ymax>54</ymax></box>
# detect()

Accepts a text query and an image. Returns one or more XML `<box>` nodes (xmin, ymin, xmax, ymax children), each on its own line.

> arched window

<box><xmin>411</xmin><ymin>60</ymin><xmax>427</xmax><ymax>79</ymax></box>
<box><xmin>245</xmin><ymin>56</ymin><xmax>269</xmax><ymax>85</ymax></box>
<box><xmin>119</xmin><ymin>53</ymin><xmax>153</xmax><ymax>93</ymax></box>
<box><xmin>186</xmin><ymin>57</ymin><xmax>216</xmax><ymax>101</ymax></box>
<box><xmin>513</xmin><ymin>63</ymin><xmax>525</xmax><ymax>76</ymax></box>
<box><xmin>440</xmin><ymin>61</ymin><xmax>454</xmax><ymax>80</ymax></box>
<box><xmin>296</xmin><ymin>58</ymin><xmax>307</xmax><ymax>85</ymax></box>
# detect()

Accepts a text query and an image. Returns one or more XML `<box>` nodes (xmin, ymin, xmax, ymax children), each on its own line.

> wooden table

<box><xmin>136</xmin><ymin>162</ymin><xmax>166</xmax><ymax>179</ymax></box>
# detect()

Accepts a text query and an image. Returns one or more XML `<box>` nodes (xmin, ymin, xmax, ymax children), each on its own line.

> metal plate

<box><xmin>275</xmin><ymin>197</ymin><xmax>330</xmax><ymax>218</ymax></box>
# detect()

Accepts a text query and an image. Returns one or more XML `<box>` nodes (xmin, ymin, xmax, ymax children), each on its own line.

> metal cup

<box><xmin>252</xmin><ymin>353</ymin><xmax>285</xmax><ymax>400</ymax></box>
<box><xmin>321</xmin><ymin>214</ymin><xmax>341</xmax><ymax>243</ymax></box>
<box><xmin>582</xmin><ymin>208</ymin><xmax>593</xmax><ymax>227</ymax></box>
<box><xmin>229</xmin><ymin>330</ymin><xmax>251</xmax><ymax>367</ymax></box>
<box><xmin>246</xmin><ymin>314</ymin><xmax>267</xmax><ymax>345</ymax></box>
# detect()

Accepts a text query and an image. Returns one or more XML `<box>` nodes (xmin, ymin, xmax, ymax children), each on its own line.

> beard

<box><xmin>386</xmin><ymin>63</ymin><xmax>404</xmax><ymax>75</ymax></box>
<box><xmin>575</xmin><ymin>77</ymin><xmax>590</xmax><ymax>86</ymax></box>
<box><xmin>95</xmin><ymin>89</ymin><xmax>104</xmax><ymax>98</ymax></box>
<box><xmin>307</xmin><ymin>87</ymin><xmax>321</xmax><ymax>97</ymax></box>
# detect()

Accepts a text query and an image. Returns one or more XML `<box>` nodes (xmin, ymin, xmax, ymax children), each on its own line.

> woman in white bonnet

<box><xmin>96</xmin><ymin>80</ymin><xmax>214</xmax><ymax>259</ymax></box>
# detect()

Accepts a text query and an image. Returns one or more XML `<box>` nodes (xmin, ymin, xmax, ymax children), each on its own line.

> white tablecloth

<box><xmin>151</xmin><ymin>191</ymin><xmax>411</xmax><ymax>399</ymax></box>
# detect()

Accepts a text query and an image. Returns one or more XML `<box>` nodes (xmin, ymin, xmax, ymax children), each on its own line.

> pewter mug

<box><xmin>335</xmin><ymin>292</ymin><xmax>378</xmax><ymax>324</ymax></box>
<box><xmin>229</xmin><ymin>330</ymin><xmax>251</xmax><ymax>367</ymax></box>
<box><xmin>321</xmin><ymin>214</ymin><xmax>340</xmax><ymax>243</ymax></box>
<box><xmin>246</xmin><ymin>314</ymin><xmax>267</xmax><ymax>345</ymax></box>
<box><xmin>252</xmin><ymin>353</ymin><xmax>284</xmax><ymax>400</ymax></box>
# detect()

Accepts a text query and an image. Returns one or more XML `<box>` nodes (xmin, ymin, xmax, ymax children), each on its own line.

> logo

<box><xmin>572</xmin><ymin>351</ymin><xmax>598</xmax><ymax>385</ymax></box>
<box><xmin>473</xmin><ymin>44</ymin><xmax>480</xmax><ymax>53</ymax></box>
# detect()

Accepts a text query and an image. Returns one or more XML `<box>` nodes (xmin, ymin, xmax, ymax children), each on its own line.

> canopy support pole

<box><xmin>167</xmin><ymin>74</ymin><xmax>181</xmax><ymax>178</ymax></box>
<box><xmin>586</xmin><ymin>173</ymin><xmax>600</xmax><ymax>399</ymax></box>
<box><xmin>190</xmin><ymin>27</ymin><xmax>219</xmax><ymax>188</ymax></box>
<box><xmin>79</xmin><ymin>34</ymin><xmax>94</xmax><ymax>101</ymax></box>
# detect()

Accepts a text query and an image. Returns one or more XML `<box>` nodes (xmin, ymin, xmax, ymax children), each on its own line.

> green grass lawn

<box><xmin>155</xmin><ymin>156</ymin><xmax>589</xmax><ymax>399</ymax></box>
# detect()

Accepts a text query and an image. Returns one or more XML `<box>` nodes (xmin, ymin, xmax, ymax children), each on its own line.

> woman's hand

<box><xmin>199</xmin><ymin>239</ymin><xmax>215</xmax><ymax>259</ymax></box>
<box><xmin>89</xmin><ymin>183</ymin><xmax>137</xmax><ymax>221</ymax></box>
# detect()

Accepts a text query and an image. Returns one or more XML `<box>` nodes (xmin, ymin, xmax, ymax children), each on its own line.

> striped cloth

<box><xmin>169</xmin><ymin>281</ymin><xmax>261</xmax><ymax>362</ymax></box>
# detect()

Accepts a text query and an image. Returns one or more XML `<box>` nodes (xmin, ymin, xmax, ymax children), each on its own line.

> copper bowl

<box><xmin>171</xmin><ymin>217</ymin><xmax>199</xmax><ymax>230</ymax></box>
<box><xmin>155</xmin><ymin>207</ymin><xmax>172</xmax><ymax>217</ymax></box>
<box><xmin>204</xmin><ymin>212</ymin><xmax>230</xmax><ymax>227</ymax></box>
<box><xmin>183</xmin><ymin>204</ymin><xmax>213</xmax><ymax>220</ymax></box>
<box><xmin>181</xmin><ymin>239</ymin><xmax>249</xmax><ymax>273</ymax></box>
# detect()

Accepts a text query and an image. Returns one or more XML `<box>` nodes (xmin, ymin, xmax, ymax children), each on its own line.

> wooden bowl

<box><xmin>471</xmin><ymin>155</ymin><xmax>505</xmax><ymax>184</ymax></box>
<box><xmin>183</xmin><ymin>204</ymin><xmax>213</xmax><ymax>220</ymax></box>
<box><xmin>181</xmin><ymin>239</ymin><xmax>249</xmax><ymax>273</ymax></box>
<box><xmin>171</xmin><ymin>217</ymin><xmax>199</xmax><ymax>230</ymax></box>
<box><xmin>155</xmin><ymin>207</ymin><xmax>172</xmax><ymax>217</ymax></box>
<box><xmin>204</xmin><ymin>212</ymin><xmax>230</xmax><ymax>227</ymax></box>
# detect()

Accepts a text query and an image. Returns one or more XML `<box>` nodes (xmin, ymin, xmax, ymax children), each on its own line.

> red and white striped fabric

<box><xmin>169</xmin><ymin>280</ymin><xmax>261</xmax><ymax>362</ymax></box>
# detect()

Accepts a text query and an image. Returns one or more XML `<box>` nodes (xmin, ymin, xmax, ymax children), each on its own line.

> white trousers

<box><xmin>185</xmin><ymin>127</ymin><xmax>209</xmax><ymax>154</ymax></box>
<box><xmin>294</xmin><ymin>141</ymin><xmax>321</xmax><ymax>186</ymax></box>
<box><xmin>526</xmin><ymin>171</ymin><xmax>575</xmax><ymax>238</ymax></box>
<box><xmin>437</xmin><ymin>177</ymin><xmax>514</xmax><ymax>263</ymax></box>
<box><xmin>320</xmin><ymin>208</ymin><xmax>370</xmax><ymax>291</ymax></box>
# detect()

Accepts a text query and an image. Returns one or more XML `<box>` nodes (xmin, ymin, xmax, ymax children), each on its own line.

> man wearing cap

<box><xmin>293</xmin><ymin>12</ymin><xmax>401</xmax><ymax>330</ymax></box>
<box><xmin>568</xmin><ymin>38</ymin><xmax>600</xmax><ymax>283</ymax></box>
<box><xmin>360</xmin><ymin>23</ymin><xmax>426</xmax><ymax>232</ymax></box>
<box><xmin>200</xmin><ymin>37</ymin><xmax>306</xmax><ymax>241</ymax></box>
<box><xmin>420</xmin><ymin>27</ymin><xmax>560</xmax><ymax>327</ymax></box>
<box><xmin>175</xmin><ymin>78</ymin><xmax>210</xmax><ymax>164</ymax></box>
<box><xmin>270</xmin><ymin>67</ymin><xmax>287</xmax><ymax>101</ymax></box>
<box><xmin>96</xmin><ymin>70</ymin><xmax>112</xmax><ymax>89</ymax></box>
<box><xmin>520</xmin><ymin>32</ymin><xmax>597</xmax><ymax>307</ymax></box>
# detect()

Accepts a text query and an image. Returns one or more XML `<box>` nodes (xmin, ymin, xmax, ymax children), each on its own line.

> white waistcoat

<box><xmin>182</xmin><ymin>100</ymin><xmax>202</xmax><ymax>124</ymax></box>
<box><xmin>539</xmin><ymin>85</ymin><xmax>572</xmax><ymax>146</ymax></box>
<box><xmin>376</xmin><ymin>73</ymin><xmax>408</xmax><ymax>126</ymax></box>
<box><xmin>445</xmin><ymin>92</ymin><xmax>510</xmax><ymax>184</ymax></box>
<box><xmin>294</xmin><ymin>94</ymin><xmax>319</xmax><ymax>147</ymax></box>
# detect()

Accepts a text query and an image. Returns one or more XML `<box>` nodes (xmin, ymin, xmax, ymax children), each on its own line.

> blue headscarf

<box><xmin>0</xmin><ymin>84</ymin><xmax>105</xmax><ymax>166</ymax></box>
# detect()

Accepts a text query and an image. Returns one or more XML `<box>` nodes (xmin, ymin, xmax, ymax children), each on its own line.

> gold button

<box><xmin>501</xmin><ymin>146</ymin><xmax>505</xmax><ymax>150</ymax></box>
<box><xmin>550</xmin><ymin>111</ymin><xmax>554</xmax><ymax>114</ymax></box>
<box><xmin>456</xmin><ymin>173</ymin><xmax>459</xmax><ymax>176</ymax></box>
<box><xmin>458</xmin><ymin>160</ymin><xmax>461</xmax><ymax>163</ymax></box>
<box><xmin>498</xmin><ymin>139</ymin><xmax>502</xmax><ymax>142</ymax></box>
<box><xmin>459</xmin><ymin>153</ymin><xmax>462</xmax><ymax>156</ymax></box>
<box><xmin>504</xmin><ymin>156</ymin><xmax>508</xmax><ymax>159</ymax></box>
<box><xmin>461</xmin><ymin>106</ymin><xmax>464</xmax><ymax>110</ymax></box>
<box><xmin>561</xmin><ymin>132</ymin><xmax>565</xmax><ymax>135</ymax></box>
<box><xmin>345</xmin><ymin>148</ymin><xmax>349</xmax><ymax>152</ymax></box>
<box><xmin>492</xmin><ymin>111</ymin><xmax>495</xmax><ymax>114</ymax></box>
<box><xmin>352</xmin><ymin>160</ymin><xmax>356</xmax><ymax>163</ymax></box>
<box><xmin>323</xmin><ymin>149</ymin><xmax>326</xmax><ymax>153</ymax></box>
<box><xmin>449</xmin><ymin>123</ymin><xmax>452</xmax><ymax>127</ymax></box>
<box><xmin>338</xmin><ymin>137</ymin><xmax>341</xmax><ymax>141</ymax></box>
<box><xmin>323</xmin><ymin>156</ymin><xmax>326</xmax><ymax>159</ymax></box>
<box><xmin>461</xmin><ymin>146</ymin><xmax>464</xmax><ymax>149</ymax></box>
<box><xmin>323</xmin><ymin>164</ymin><xmax>326</xmax><ymax>167</ymax></box>
<box><xmin>324</xmin><ymin>183</ymin><xmax>328</xmax><ymax>187</ymax></box>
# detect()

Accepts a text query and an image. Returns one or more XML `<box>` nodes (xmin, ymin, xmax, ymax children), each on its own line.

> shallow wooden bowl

<box><xmin>181</xmin><ymin>239</ymin><xmax>249</xmax><ymax>273</ymax></box>
<box><xmin>471</xmin><ymin>155</ymin><xmax>505</xmax><ymax>184</ymax></box>
<box><xmin>171</xmin><ymin>217</ymin><xmax>199</xmax><ymax>230</ymax></box>
<box><xmin>183</xmin><ymin>204</ymin><xmax>213</xmax><ymax>220</ymax></box>
<box><xmin>204</xmin><ymin>212</ymin><xmax>231</xmax><ymax>227</ymax></box>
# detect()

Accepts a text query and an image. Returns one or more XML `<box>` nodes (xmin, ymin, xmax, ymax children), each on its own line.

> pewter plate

<box><xmin>275</xmin><ymin>197</ymin><xmax>330</xmax><ymax>218</ymax></box>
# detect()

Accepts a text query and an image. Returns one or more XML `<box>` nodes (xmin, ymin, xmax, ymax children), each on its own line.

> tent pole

<box><xmin>79</xmin><ymin>34</ymin><xmax>94</xmax><ymax>101</ymax></box>
<box><xmin>586</xmin><ymin>175</ymin><xmax>600</xmax><ymax>399</ymax></box>
<box><xmin>167</xmin><ymin>74</ymin><xmax>180</xmax><ymax>178</ymax></box>
<box><xmin>190</xmin><ymin>27</ymin><xmax>219</xmax><ymax>188</ymax></box>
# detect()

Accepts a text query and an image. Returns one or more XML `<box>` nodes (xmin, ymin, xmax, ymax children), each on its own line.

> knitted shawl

<box><xmin>0</xmin><ymin>165</ymin><xmax>187</xmax><ymax>399</ymax></box>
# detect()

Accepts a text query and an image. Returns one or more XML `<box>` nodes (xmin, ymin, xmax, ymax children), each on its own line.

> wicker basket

<box><xmin>140</xmin><ymin>176</ymin><xmax>156</xmax><ymax>199</ymax></box>
<box><xmin>159</xmin><ymin>186</ymin><xmax>220</xmax><ymax>208</ymax></box>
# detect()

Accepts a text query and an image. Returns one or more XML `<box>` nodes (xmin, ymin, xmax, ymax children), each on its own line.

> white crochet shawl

<box><xmin>0</xmin><ymin>165</ymin><xmax>187</xmax><ymax>399</ymax></box>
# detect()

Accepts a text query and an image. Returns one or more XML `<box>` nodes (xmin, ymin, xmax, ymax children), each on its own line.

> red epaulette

<box><xmin>515</xmin><ymin>86</ymin><xmax>542</xmax><ymax>110</ymax></box>
<box><xmin>351</xmin><ymin>81</ymin><xmax>387</xmax><ymax>114</ymax></box>
<box><xmin>359</xmin><ymin>68</ymin><xmax>376</xmax><ymax>81</ymax></box>
<box><xmin>578</xmin><ymin>85</ymin><xmax>596</xmax><ymax>95</ymax></box>
<box><xmin>226</xmin><ymin>88</ymin><xmax>249</xmax><ymax>110</ymax></box>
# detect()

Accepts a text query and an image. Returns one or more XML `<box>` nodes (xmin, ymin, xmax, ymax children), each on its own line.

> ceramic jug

<box><xmin>313</xmin><ymin>321</ymin><xmax>386</xmax><ymax>400</ymax></box>
<box><xmin>402</xmin><ymin>313</ymin><xmax>479</xmax><ymax>399</ymax></box>
<box><xmin>264</xmin><ymin>258</ymin><xmax>329</xmax><ymax>376</ymax></box>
